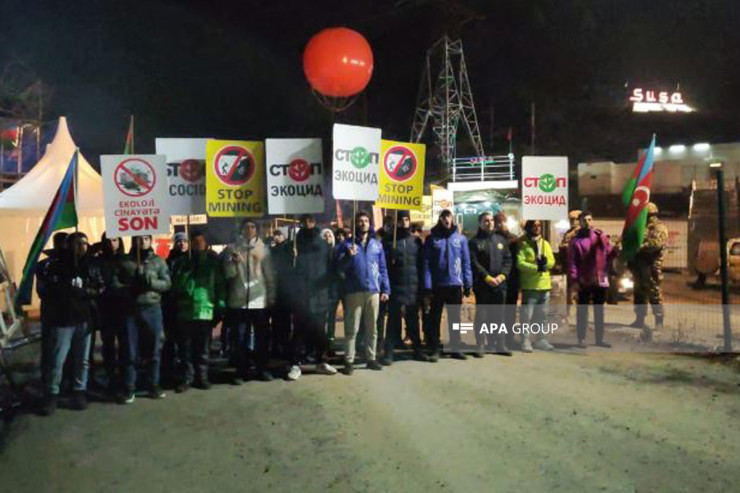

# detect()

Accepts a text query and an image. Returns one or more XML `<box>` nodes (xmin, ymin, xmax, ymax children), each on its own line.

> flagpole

<box><xmin>131</xmin><ymin>115</ymin><xmax>135</xmax><ymax>155</ymax></box>
<box><xmin>74</xmin><ymin>148</ymin><xmax>79</xmax><ymax>235</ymax></box>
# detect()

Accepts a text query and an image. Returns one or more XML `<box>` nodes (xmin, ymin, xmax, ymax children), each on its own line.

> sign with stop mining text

<box><xmin>101</xmin><ymin>154</ymin><xmax>171</xmax><ymax>236</ymax></box>
<box><xmin>206</xmin><ymin>139</ymin><xmax>265</xmax><ymax>218</ymax></box>
<box><xmin>521</xmin><ymin>156</ymin><xmax>569</xmax><ymax>221</ymax></box>
<box><xmin>332</xmin><ymin>123</ymin><xmax>381</xmax><ymax>201</ymax></box>
<box><xmin>155</xmin><ymin>138</ymin><xmax>208</xmax><ymax>216</ymax></box>
<box><xmin>265</xmin><ymin>138</ymin><xmax>324</xmax><ymax>215</ymax></box>
<box><xmin>376</xmin><ymin>140</ymin><xmax>425</xmax><ymax>211</ymax></box>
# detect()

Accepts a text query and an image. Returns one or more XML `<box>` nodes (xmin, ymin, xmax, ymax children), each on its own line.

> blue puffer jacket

<box><xmin>422</xmin><ymin>223</ymin><xmax>473</xmax><ymax>290</ymax></box>
<box><xmin>336</xmin><ymin>232</ymin><xmax>390</xmax><ymax>296</ymax></box>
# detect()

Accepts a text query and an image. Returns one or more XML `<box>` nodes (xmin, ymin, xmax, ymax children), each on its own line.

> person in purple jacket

<box><xmin>422</xmin><ymin>209</ymin><xmax>473</xmax><ymax>361</ymax></box>
<box><xmin>568</xmin><ymin>211</ymin><xmax>614</xmax><ymax>348</ymax></box>
<box><xmin>335</xmin><ymin>211</ymin><xmax>390</xmax><ymax>375</ymax></box>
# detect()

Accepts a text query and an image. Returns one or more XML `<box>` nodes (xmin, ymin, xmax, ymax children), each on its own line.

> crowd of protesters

<box><xmin>33</xmin><ymin>206</ymin><xmax>665</xmax><ymax>415</ymax></box>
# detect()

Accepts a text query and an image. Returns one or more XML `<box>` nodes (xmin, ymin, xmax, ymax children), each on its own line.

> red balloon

<box><xmin>303</xmin><ymin>28</ymin><xmax>374</xmax><ymax>98</ymax></box>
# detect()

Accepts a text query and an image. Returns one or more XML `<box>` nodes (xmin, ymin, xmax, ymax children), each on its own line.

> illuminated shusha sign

<box><xmin>629</xmin><ymin>88</ymin><xmax>695</xmax><ymax>113</ymax></box>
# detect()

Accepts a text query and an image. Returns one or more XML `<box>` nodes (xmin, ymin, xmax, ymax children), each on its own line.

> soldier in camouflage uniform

<box><xmin>628</xmin><ymin>202</ymin><xmax>669</xmax><ymax>340</ymax></box>
<box><xmin>559</xmin><ymin>210</ymin><xmax>581</xmax><ymax>310</ymax></box>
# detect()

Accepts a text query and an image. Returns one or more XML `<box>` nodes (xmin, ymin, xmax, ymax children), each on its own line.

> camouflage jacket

<box><xmin>635</xmin><ymin>218</ymin><xmax>668</xmax><ymax>264</ymax></box>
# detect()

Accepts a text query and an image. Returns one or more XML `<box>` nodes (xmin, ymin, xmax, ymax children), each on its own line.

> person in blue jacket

<box><xmin>422</xmin><ymin>209</ymin><xmax>473</xmax><ymax>361</ymax></box>
<box><xmin>335</xmin><ymin>211</ymin><xmax>390</xmax><ymax>375</ymax></box>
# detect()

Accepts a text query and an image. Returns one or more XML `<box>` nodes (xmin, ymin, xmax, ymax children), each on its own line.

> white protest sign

<box><xmin>521</xmin><ymin>156</ymin><xmax>569</xmax><ymax>221</ymax></box>
<box><xmin>265</xmin><ymin>138</ymin><xmax>325</xmax><ymax>215</ymax></box>
<box><xmin>101</xmin><ymin>154</ymin><xmax>171</xmax><ymax>236</ymax></box>
<box><xmin>332</xmin><ymin>123</ymin><xmax>381</xmax><ymax>201</ymax></box>
<box><xmin>155</xmin><ymin>138</ymin><xmax>207</xmax><ymax>216</ymax></box>
<box><xmin>431</xmin><ymin>186</ymin><xmax>454</xmax><ymax>223</ymax></box>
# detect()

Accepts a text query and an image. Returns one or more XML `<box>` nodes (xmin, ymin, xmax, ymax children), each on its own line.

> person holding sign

<box><xmin>335</xmin><ymin>212</ymin><xmax>390</xmax><ymax>375</ymax></box>
<box><xmin>113</xmin><ymin>235</ymin><xmax>172</xmax><ymax>404</ymax></box>
<box><xmin>422</xmin><ymin>210</ymin><xmax>473</xmax><ymax>361</ymax></box>
<box><xmin>517</xmin><ymin>220</ymin><xmax>556</xmax><ymax>353</ymax></box>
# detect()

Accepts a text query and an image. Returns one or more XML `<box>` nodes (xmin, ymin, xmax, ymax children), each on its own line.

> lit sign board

<box><xmin>629</xmin><ymin>88</ymin><xmax>694</xmax><ymax>113</ymax></box>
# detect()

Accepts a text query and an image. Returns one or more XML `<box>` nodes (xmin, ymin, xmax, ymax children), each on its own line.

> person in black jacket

<box><xmin>381</xmin><ymin>210</ymin><xmax>429</xmax><ymax>365</ymax></box>
<box><xmin>495</xmin><ymin>212</ymin><xmax>520</xmax><ymax>349</ymax></box>
<box><xmin>40</xmin><ymin>232</ymin><xmax>105</xmax><ymax>415</ymax></box>
<box><xmin>469</xmin><ymin>212</ymin><xmax>513</xmax><ymax>357</ymax></box>
<box><xmin>97</xmin><ymin>233</ymin><xmax>127</xmax><ymax>394</ymax></box>
<box><xmin>269</xmin><ymin>229</ymin><xmax>294</xmax><ymax>359</ymax></box>
<box><xmin>285</xmin><ymin>215</ymin><xmax>338</xmax><ymax>381</ymax></box>
<box><xmin>161</xmin><ymin>232</ymin><xmax>189</xmax><ymax>384</ymax></box>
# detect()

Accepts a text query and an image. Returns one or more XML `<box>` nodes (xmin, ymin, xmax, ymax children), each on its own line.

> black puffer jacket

<box><xmin>383</xmin><ymin>228</ymin><xmax>423</xmax><ymax>305</ymax></box>
<box><xmin>294</xmin><ymin>227</ymin><xmax>331</xmax><ymax>315</ymax></box>
<box><xmin>468</xmin><ymin>229</ymin><xmax>513</xmax><ymax>291</ymax></box>
<box><xmin>39</xmin><ymin>252</ymin><xmax>105</xmax><ymax>327</ymax></box>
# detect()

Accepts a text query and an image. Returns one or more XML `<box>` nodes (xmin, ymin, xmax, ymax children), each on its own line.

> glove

<box><xmin>71</xmin><ymin>277</ymin><xmax>84</xmax><ymax>289</ymax></box>
<box><xmin>537</xmin><ymin>256</ymin><xmax>548</xmax><ymax>272</ymax></box>
<box><xmin>463</xmin><ymin>287</ymin><xmax>471</xmax><ymax>297</ymax></box>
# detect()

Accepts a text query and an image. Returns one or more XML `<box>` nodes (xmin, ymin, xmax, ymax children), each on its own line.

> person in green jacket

<box><xmin>170</xmin><ymin>231</ymin><xmax>225</xmax><ymax>392</ymax></box>
<box><xmin>517</xmin><ymin>220</ymin><xmax>556</xmax><ymax>353</ymax></box>
<box><xmin>113</xmin><ymin>235</ymin><xmax>172</xmax><ymax>403</ymax></box>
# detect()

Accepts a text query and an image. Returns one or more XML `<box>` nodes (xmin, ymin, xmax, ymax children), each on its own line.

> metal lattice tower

<box><xmin>410</xmin><ymin>35</ymin><xmax>485</xmax><ymax>172</ymax></box>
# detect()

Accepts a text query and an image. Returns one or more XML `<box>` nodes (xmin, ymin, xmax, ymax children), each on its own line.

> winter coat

<box><xmin>469</xmin><ymin>229</ymin><xmax>513</xmax><ymax>292</ymax></box>
<box><xmin>170</xmin><ymin>249</ymin><xmax>226</xmax><ymax>321</ymax></box>
<box><xmin>382</xmin><ymin>228</ymin><xmax>423</xmax><ymax>305</ymax></box>
<box><xmin>36</xmin><ymin>249</ymin><xmax>62</xmax><ymax>326</ymax></box>
<box><xmin>39</xmin><ymin>252</ymin><xmax>105</xmax><ymax>327</ymax></box>
<box><xmin>568</xmin><ymin>228</ymin><xmax>613</xmax><ymax>288</ymax></box>
<box><xmin>422</xmin><ymin>223</ymin><xmax>473</xmax><ymax>290</ymax></box>
<box><xmin>336</xmin><ymin>231</ymin><xmax>390</xmax><ymax>296</ymax></box>
<box><xmin>294</xmin><ymin>226</ymin><xmax>332</xmax><ymax>315</ymax></box>
<box><xmin>270</xmin><ymin>240</ymin><xmax>295</xmax><ymax>301</ymax></box>
<box><xmin>222</xmin><ymin>236</ymin><xmax>276</xmax><ymax>310</ymax></box>
<box><xmin>113</xmin><ymin>248</ymin><xmax>172</xmax><ymax>307</ymax></box>
<box><xmin>517</xmin><ymin>235</ymin><xmax>555</xmax><ymax>291</ymax></box>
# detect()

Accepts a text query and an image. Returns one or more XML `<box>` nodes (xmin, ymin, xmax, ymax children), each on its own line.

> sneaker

<box><xmin>495</xmin><ymin>348</ymin><xmax>514</xmax><ymax>357</ymax></box>
<box><xmin>380</xmin><ymin>355</ymin><xmax>393</xmax><ymax>366</ymax></box>
<box><xmin>577</xmin><ymin>340</ymin><xmax>588</xmax><ymax>349</ymax></box>
<box><xmin>286</xmin><ymin>365</ymin><xmax>302</xmax><ymax>381</ymax></box>
<box><xmin>71</xmin><ymin>390</ymin><xmax>88</xmax><ymax>411</ymax></box>
<box><xmin>148</xmin><ymin>386</ymin><xmax>166</xmax><ymax>400</ymax></box>
<box><xmin>521</xmin><ymin>339</ymin><xmax>534</xmax><ymax>353</ymax></box>
<box><xmin>41</xmin><ymin>395</ymin><xmax>58</xmax><ymax>416</ymax></box>
<box><xmin>472</xmin><ymin>347</ymin><xmax>485</xmax><ymax>359</ymax></box>
<box><xmin>175</xmin><ymin>382</ymin><xmax>191</xmax><ymax>394</ymax></box>
<box><xmin>315</xmin><ymin>362</ymin><xmax>338</xmax><ymax>375</ymax></box>
<box><xmin>641</xmin><ymin>328</ymin><xmax>653</xmax><ymax>343</ymax></box>
<box><xmin>449</xmin><ymin>352</ymin><xmax>468</xmax><ymax>360</ymax></box>
<box><xmin>533</xmin><ymin>339</ymin><xmax>554</xmax><ymax>351</ymax></box>
<box><xmin>120</xmin><ymin>392</ymin><xmax>136</xmax><ymax>405</ymax></box>
<box><xmin>413</xmin><ymin>351</ymin><xmax>430</xmax><ymax>362</ymax></box>
<box><xmin>595</xmin><ymin>341</ymin><xmax>612</xmax><ymax>348</ymax></box>
<box><xmin>342</xmin><ymin>362</ymin><xmax>354</xmax><ymax>375</ymax></box>
<box><xmin>428</xmin><ymin>352</ymin><xmax>440</xmax><ymax>363</ymax></box>
<box><xmin>366</xmin><ymin>360</ymin><xmax>383</xmax><ymax>371</ymax></box>
<box><xmin>257</xmin><ymin>370</ymin><xmax>274</xmax><ymax>382</ymax></box>
<box><xmin>193</xmin><ymin>379</ymin><xmax>212</xmax><ymax>390</ymax></box>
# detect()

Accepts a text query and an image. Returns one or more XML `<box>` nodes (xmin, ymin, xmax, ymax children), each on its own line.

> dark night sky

<box><xmin>2</xmin><ymin>0</ymin><xmax>740</xmax><ymax>170</ymax></box>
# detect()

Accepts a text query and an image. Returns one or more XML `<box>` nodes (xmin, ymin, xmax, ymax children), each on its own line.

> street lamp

<box><xmin>709</xmin><ymin>160</ymin><xmax>732</xmax><ymax>351</ymax></box>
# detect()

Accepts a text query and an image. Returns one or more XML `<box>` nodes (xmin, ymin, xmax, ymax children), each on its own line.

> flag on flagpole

<box><xmin>14</xmin><ymin>152</ymin><xmax>79</xmax><ymax>308</ymax></box>
<box><xmin>621</xmin><ymin>135</ymin><xmax>656</xmax><ymax>261</ymax></box>
<box><xmin>123</xmin><ymin>115</ymin><xmax>134</xmax><ymax>155</ymax></box>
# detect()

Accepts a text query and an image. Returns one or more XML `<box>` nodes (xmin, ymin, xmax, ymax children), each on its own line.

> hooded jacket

<box><xmin>113</xmin><ymin>248</ymin><xmax>172</xmax><ymax>307</ymax></box>
<box><xmin>294</xmin><ymin>226</ymin><xmax>332</xmax><ymax>314</ymax></box>
<box><xmin>517</xmin><ymin>235</ymin><xmax>555</xmax><ymax>291</ymax></box>
<box><xmin>382</xmin><ymin>228</ymin><xmax>423</xmax><ymax>305</ymax></box>
<box><xmin>40</xmin><ymin>251</ymin><xmax>105</xmax><ymax>327</ymax></box>
<box><xmin>222</xmin><ymin>236</ymin><xmax>276</xmax><ymax>310</ymax></box>
<box><xmin>335</xmin><ymin>228</ymin><xmax>390</xmax><ymax>296</ymax></box>
<box><xmin>469</xmin><ymin>229</ymin><xmax>513</xmax><ymax>291</ymax></box>
<box><xmin>170</xmin><ymin>249</ymin><xmax>226</xmax><ymax>321</ymax></box>
<box><xmin>422</xmin><ymin>222</ymin><xmax>473</xmax><ymax>290</ymax></box>
<box><xmin>568</xmin><ymin>228</ymin><xmax>613</xmax><ymax>288</ymax></box>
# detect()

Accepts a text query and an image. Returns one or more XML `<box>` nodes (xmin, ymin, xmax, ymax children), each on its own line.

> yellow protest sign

<box><xmin>206</xmin><ymin>139</ymin><xmax>265</xmax><ymax>217</ymax></box>
<box><xmin>376</xmin><ymin>140</ymin><xmax>425</xmax><ymax>210</ymax></box>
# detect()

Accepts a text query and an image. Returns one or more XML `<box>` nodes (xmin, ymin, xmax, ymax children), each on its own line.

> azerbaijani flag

<box><xmin>14</xmin><ymin>152</ymin><xmax>78</xmax><ymax>308</ymax></box>
<box><xmin>123</xmin><ymin>115</ymin><xmax>134</xmax><ymax>155</ymax></box>
<box><xmin>621</xmin><ymin>135</ymin><xmax>656</xmax><ymax>261</ymax></box>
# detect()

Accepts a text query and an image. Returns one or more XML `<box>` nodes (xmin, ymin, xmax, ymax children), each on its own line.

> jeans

<box><xmin>429</xmin><ymin>286</ymin><xmax>463</xmax><ymax>353</ymax></box>
<box><xmin>577</xmin><ymin>286</ymin><xmax>607</xmax><ymax>343</ymax></box>
<box><xmin>385</xmin><ymin>301</ymin><xmax>422</xmax><ymax>355</ymax></box>
<box><xmin>123</xmin><ymin>304</ymin><xmax>164</xmax><ymax>393</ymax></box>
<box><xmin>229</xmin><ymin>308</ymin><xmax>269</xmax><ymax>376</ymax></box>
<box><xmin>520</xmin><ymin>289</ymin><xmax>550</xmax><ymax>342</ymax></box>
<box><xmin>100</xmin><ymin>308</ymin><xmax>126</xmax><ymax>387</ymax></box>
<box><xmin>270</xmin><ymin>300</ymin><xmax>292</xmax><ymax>357</ymax></box>
<box><xmin>177</xmin><ymin>319</ymin><xmax>213</xmax><ymax>384</ymax></box>
<box><xmin>48</xmin><ymin>323</ymin><xmax>92</xmax><ymax>395</ymax></box>
<box><xmin>343</xmin><ymin>292</ymin><xmax>380</xmax><ymax>363</ymax></box>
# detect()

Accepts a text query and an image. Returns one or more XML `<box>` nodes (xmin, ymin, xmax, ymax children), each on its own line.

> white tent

<box><xmin>0</xmin><ymin>117</ymin><xmax>105</xmax><ymax>290</ymax></box>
